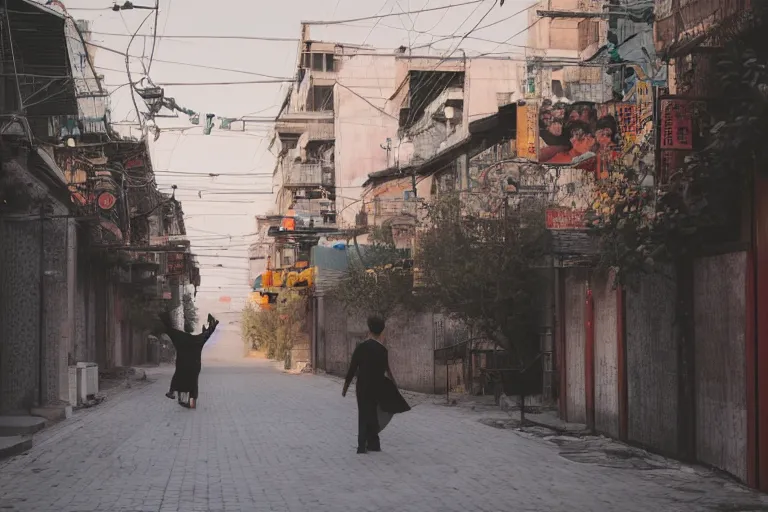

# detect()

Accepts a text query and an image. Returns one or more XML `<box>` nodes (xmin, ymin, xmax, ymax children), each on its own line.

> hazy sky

<box><xmin>49</xmin><ymin>0</ymin><xmax>532</xmax><ymax>299</ymax></box>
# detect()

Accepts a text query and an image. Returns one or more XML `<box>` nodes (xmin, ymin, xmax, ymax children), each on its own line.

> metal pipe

<box><xmin>38</xmin><ymin>207</ymin><xmax>45</xmax><ymax>406</ymax></box>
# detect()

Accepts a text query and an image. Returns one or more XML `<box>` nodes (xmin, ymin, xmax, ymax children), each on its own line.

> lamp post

<box><xmin>112</xmin><ymin>1</ymin><xmax>156</xmax><ymax>11</ymax></box>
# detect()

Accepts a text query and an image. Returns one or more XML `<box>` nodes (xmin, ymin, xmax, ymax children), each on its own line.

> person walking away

<box><xmin>342</xmin><ymin>316</ymin><xmax>396</xmax><ymax>454</ymax></box>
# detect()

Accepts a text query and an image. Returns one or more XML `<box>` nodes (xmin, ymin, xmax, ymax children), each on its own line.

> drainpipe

<box><xmin>38</xmin><ymin>206</ymin><xmax>45</xmax><ymax>407</ymax></box>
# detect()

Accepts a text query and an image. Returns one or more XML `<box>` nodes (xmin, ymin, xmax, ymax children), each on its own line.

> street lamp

<box><xmin>112</xmin><ymin>1</ymin><xmax>156</xmax><ymax>11</ymax></box>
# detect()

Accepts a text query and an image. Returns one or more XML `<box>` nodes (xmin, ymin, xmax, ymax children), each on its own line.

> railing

<box><xmin>284</xmin><ymin>163</ymin><xmax>332</xmax><ymax>187</ymax></box>
<box><xmin>371</xmin><ymin>198</ymin><xmax>418</xmax><ymax>218</ymax></box>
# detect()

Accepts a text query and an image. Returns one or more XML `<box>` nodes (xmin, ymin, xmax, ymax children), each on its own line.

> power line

<box><xmin>125</xmin><ymin>9</ymin><xmax>155</xmax><ymax>130</ymax></box>
<box><xmin>155</xmin><ymin>79</ymin><xmax>292</xmax><ymax>87</ymax></box>
<box><xmin>146</xmin><ymin>0</ymin><xmax>160</xmax><ymax>74</ymax></box>
<box><xmin>87</xmin><ymin>30</ymin><xmax>300</xmax><ymax>42</ymax></box>
<box><xmin>478</xmin><ymin>13</ymin><xmax>540</xmax><ymax>57</ymax></box>
<box><xmin>335</xmin><ymin>82</ymin><xmax>398</xmax><ymax>120</ymax></box>
<box><xmin>303</xmin><ymin>0</ymin><xmax>486</xmax><ymax>25</ymax></box>
<box><xmin>83</xmin><ymin>40</ymin><xmax>292</xmax><ymax>79</ymax></box>
<box><xmin>154</xmin><ymin>171</ymin><xmax>273</xmax><ymax>177</ymax></box>
<box><xmin>362</xmin><ymin>0</ymin><xmax>395</xmax><ymax>46</ymax></box>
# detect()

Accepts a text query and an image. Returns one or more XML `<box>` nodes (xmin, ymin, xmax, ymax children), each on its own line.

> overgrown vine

<box><xmin>587</xmin><ymin>11</ymin><xmax>768</xmax><ymax>284</ymax></box>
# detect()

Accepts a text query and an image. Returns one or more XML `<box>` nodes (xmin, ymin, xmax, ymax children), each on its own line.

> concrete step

<box><xmin>0</xmin><ymin>436</ymin><xmax>33</xmax><ymax>460</ymax></box>
<box><xmin>30</xmin><ymin>405</ymin><xmax>72</xmax><ymax>422</ymax></box>
<box><xmin>0</xmin><ymin>416</ymin><xmax>47</xmax><ymax>437</ymax></box>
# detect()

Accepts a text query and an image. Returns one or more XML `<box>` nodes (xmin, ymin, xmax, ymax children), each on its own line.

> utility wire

<box><xmin>83</xmin><ymin>40</ymin><xmax>292</xmax><ymax>79</ymax></box>
<box><xmin>125</xmin><ymin>9</ymin><xmax>155</xmax><ymax>130</ymax></box>
<box><xmin>303</xmin><ymin>0</ymin><xmax>485</xmax><ymax>25</ymax></box>
<box><xmin>146</xmin><ymin>0</ymin><xmax>160</xmax><ymax>74</ymax></box>
<box><xmin>88</xmin><ymin>30</ymin><xmax>299</xmax><ymax>42</ymax></box>
<box><xmin>335</xmin><ymin>82</ymin><xmax>398</xmax><ymax>120</ymax></box>
<box><xmin>155</xmin><ymin>79</ymin><xmax>292</xmax><ymax>86</ymax></box>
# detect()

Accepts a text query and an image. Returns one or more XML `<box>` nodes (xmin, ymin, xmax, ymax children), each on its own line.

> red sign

<box><xmin>97</xmin><ymin>192</ymin><xmax>116</xmax><ymax>210</ymax></box>
<box><xmin>546</xmin><ymin>209</ymin><xmax>586</xmax><ymax>230</ymax></box>
<box><xmin>166</xmin><ymin>252</ymin><xmax>186</xmax><ymax>276</ymax></box>
<box><xmin>660</xmin><ymin>98</ymin><xmax>694</xmax><ymax>150</ymax></box>
<box><xmin>219</xmin><ymin>296</ymin><xmax>232</xmax><ymax>303</ymax></box>
<box><xmin>124</xmin><ymin>158</ymin><xmax>144</xmax><ymax>170</ymax></box>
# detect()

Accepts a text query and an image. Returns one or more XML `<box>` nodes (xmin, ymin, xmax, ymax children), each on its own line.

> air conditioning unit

<box><xmin>76</xmin><ymin>362</ymin><xmax>99</xmax><ymax>403</ymax></box>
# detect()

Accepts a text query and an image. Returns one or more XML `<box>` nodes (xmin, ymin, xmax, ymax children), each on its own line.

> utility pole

<box><xmin>380</xmin><ymin>138</ymin><xmax>392</xmax><ymax>168</ymax></box>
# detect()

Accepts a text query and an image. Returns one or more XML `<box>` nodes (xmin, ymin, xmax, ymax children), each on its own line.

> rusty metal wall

<box><xmin>626</xmin><ymin>266</ymin><xmax>679</xmax><ymax>455</ymax></box>
<box><xmin>564</xmin><ymin>269</ymin><xmax>587</xmax><ymax>424</ymax></box>
<box><xmin>593</xmin><ymin>272</ymin><xmax>619</xmax><ymax>438</ymax></box>
<box><xmin>694</xmin><ymin>252</ymin><xmax>748</xmax><ymax>481</ymax></box>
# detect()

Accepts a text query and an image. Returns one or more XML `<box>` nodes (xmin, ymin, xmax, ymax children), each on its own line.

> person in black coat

<box><xmin>160</xmin><ymin>312</ymin><xmax>219</xmax><ymax>409</ymax></box>
<box><xmin>343</xmin><ymin>316</ymin><xmax>399</xmax><ymax>454</ymax></box>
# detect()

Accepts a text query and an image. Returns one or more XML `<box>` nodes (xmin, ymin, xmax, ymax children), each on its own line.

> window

<box><xmin>301</xmin><ymin>52</ymin><xmax>336</xmax><ymax>72</ymax></box>
<box><xmin>312</xmin><ymin>53</ymin><xmax>324</xmax><ymax>71</ymax></box>
<box><xmin>578</xmin><ymin>19</ymin><xmax>600</xmax><ymax>52</ymax></box>
<box><xmin>308</xmin><ymin>86</ymin><xmax>334</xmax><ymax>112</ymax></box>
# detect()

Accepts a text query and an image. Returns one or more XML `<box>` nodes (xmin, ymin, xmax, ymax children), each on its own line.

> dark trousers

<box><xmin>357</xmin><ymin>394</ymin><xmax>380</xmax><ymax>451</ymax></box>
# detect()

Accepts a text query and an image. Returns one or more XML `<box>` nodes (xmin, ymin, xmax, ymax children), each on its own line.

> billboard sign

<box><xmin>546</xmin><ymin>209</ymin><xmax>587</xmax><ymax>230</ymax></box>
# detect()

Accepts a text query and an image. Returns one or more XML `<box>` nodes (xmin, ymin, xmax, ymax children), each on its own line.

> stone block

<box><xmin>0</xmin><ymin>416</ymin><xmax>46</xmax><ymax>436</ymax></box>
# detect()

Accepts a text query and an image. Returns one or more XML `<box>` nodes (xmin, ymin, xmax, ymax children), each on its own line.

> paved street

<box><xmin>1</xmin><ymin>323</ymin><xmax>767</xmax><ymax>512</ymax></box>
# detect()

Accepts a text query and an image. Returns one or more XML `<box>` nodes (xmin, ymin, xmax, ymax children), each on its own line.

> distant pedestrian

<box><xmin>342</xmin><ymin>316</ymin><xmax>410</xmax><ymax>454</ymax></box>
<box><xmin>160</xmin><ymin>312</ymin><xmax>219</xmax><ymax>409</ymax></box>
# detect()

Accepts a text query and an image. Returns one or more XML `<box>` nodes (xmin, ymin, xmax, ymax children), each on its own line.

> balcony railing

<box><xmin>368</xmin><ymin>198</ymin><xmax>419</xmax><ymax>224</ymax></box>
<box><xmin>284</xmin><ymin>163</ymin><xmax>334</xmax><ymax>187</ymax></box>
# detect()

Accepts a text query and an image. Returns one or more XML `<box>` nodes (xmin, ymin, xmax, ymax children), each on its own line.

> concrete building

<box><xmin>270</xmin><ymin>25</ymin><xmax>522</xmax><ymax>265</ymax></box>
<box><xmin>0</xmin><ymin>1</ymin><xmax>199</xmax><ymax>424</ymax></box>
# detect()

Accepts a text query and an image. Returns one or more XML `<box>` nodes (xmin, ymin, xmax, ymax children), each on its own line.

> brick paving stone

<box><xmin>0</xmin><ymin>325</ymin><xmax>767</xmax><ymax>511</ymax></box>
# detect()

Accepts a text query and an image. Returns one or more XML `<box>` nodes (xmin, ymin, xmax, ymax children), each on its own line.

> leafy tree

<box><xmin>588</xmin><ymin>11</ymin><xmax>768</xmax><ymax>283</ymax></box>
<box><xmin>331</xmin><ymin>233</ymin><xmax>417</xmax><ymax>319</ymax></box>
<box><xmin>241</xmin><ymin>294</ymin><xmax>308</xmax><ymax>362</ymax></box>
<box><xmin>416</xmin><ymin>193</ymin><xmax>549</xmax><ymax>366</ymax></box>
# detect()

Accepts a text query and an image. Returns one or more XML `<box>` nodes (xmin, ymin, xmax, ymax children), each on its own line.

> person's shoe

<box><xmin>165</xmin><ymin>391</ymin><xmax>176</xmax><ymax>400</ymax></box>
<box><xmin>179</xmin><ymin>402</ymin><xmax>190</xmax><ymax>409</ymax></box>
<box><xmin>356</xmin><ymin>448</ymin><xmax>367</xmax><ymax>454</ymax></box>
<box><xmin>368</xmin><ymin>446</ymin><xmax>381</xmax><ymax>452</ymax></box>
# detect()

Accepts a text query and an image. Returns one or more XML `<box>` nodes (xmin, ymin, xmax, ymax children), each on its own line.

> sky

<box><xmin>48</xmin><ymin>0</ymin><xmax>533</xmax><ymax>301</ymax></box>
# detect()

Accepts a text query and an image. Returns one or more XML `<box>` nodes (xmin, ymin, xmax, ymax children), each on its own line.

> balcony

<box><xmin>367</xmin><ymin>198</ymin><xmax>419</xmax><ymax>226</ymax></box>
<box><xmin>284</xmin><ymin>163</ymin><xmax>334</xmax><ymax>188</ymax></box>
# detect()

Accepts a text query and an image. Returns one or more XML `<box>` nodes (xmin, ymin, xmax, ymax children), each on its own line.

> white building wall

<box><xmin>465</xmin><ymin>58</ymin><xmax>521</xmax><ymax>122</ymax></box>
<box><xmin>334</xmin><ymin>53</ymin><xmax>400</xmax><ymax>227</ymax></box>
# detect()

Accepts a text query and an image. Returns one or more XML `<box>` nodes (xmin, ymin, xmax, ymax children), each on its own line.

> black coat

<box><xmin>378</xmin><ymin>376</ymin><xmax>411</xmax><ymax>414</ymax></box>
<box><xmin>161</xmin><ymin>313</ymin><xmax>217</xmax><ymax>393</ymax></box>
<box><xmin>344</xmin><ymin>338</ymin><xmax>411</xmax><ymax>414</ymax></box>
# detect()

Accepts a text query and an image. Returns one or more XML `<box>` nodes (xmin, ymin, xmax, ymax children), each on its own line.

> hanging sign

<box><xmin>546</xmin><ymin>209</ymin><xmax>587</xmax><ymax>229</ymax></box>
<box><xmin>97</xmin><ymin>192</ymin><xmax>117</xmax><ymax>210</ymax></box>
<box><xmin>659</xmin><ymin>98</ymin><xmax>694</xmax><ymax>150</ymax></box>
